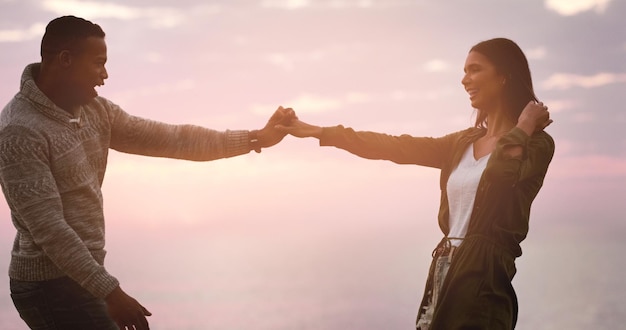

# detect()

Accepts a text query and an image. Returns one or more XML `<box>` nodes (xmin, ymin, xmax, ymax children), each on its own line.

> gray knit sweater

<box><xmin>0</xmin><ymin>63</ymin><xmax>253</xmax><ymax>298</ymax></box>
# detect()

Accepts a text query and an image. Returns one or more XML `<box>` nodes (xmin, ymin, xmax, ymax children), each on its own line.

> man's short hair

<box><xmin>40</xmin><ymin>15</ymin><xmax>105</xmax><ymax>60</ymax></box>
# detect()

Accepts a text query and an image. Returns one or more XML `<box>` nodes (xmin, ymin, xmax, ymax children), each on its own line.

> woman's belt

<box><xmin>432</xmin><ymin>236</ymin><xmax>464</xmax><ymax>261</ymax></box>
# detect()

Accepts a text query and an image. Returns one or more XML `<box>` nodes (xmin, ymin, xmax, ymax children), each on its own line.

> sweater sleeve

<box><xmin>319</xmin><ymin>125</ymin><xmax>458</xmax><ymax>168</ymax></box>
<box><xmin>0</xmin><ymin>126</ymin><xmax>119</xmax><ymax>298</ymax></box>
<box><xmin>105</xmin><ymin>101</ymin><xmax>251</xmax><ymax>160</ymax></box>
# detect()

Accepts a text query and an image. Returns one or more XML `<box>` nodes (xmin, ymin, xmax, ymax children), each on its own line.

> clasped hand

<box><xmin>255</xmin><ymin>106</ymin><xmax>297</xmax><ymax>149</ymax></box>
<box><xmin>257</xmin><ymin>106</ymin><xmax>324</xmax><ymax>147</ymax></box>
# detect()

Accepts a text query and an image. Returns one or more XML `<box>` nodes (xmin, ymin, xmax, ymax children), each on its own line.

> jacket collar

<box><xmin>449</xmin><ymin>127</ymin><xmax>487</xmax><ymax>169</ymax></box>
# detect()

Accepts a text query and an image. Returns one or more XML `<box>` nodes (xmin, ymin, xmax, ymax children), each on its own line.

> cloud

<box><xmin>423</xmin><ymin>59</ymin><xmax>450</xmax><ymax>73</ymax></box>
<box><xmin>261</xmin><ymin>0</ymin><xmax>310</xmax><ymax>10</ymax></box>
<box><xmin>541</xmin><ymin>72</ymin><xmax>626</xmax><ymax>90</ymax></box>
<box><xmin>545</xmin><ymin>0</ymin><xmax>612</xmax><ymax>16</ymax></box>
<box><xmin>266</xmin><ymin>53</ymin><xmax>296</xmax><ymax>71</ymax></box>
<box><xmin>250</xmin><ymin>92</ymin><xmax>371</xmax><ymax>115</ymax></box>
<box><xmin>260</xmin><ymin>0</ymin><xmax>408</xmax><ymax>10</ymax></box>
<box><xmin>543</xmin><ymin>99</ymin><xmax>578</xmax><ymax>113</ymax></box>
<box><xmin>42</xmin><ymin>0</ymin><xmax>137</xmax><ymax>19</ymax></box>
<box><xmin>144</xmin><ymin>52</ymin><xmax>163</xmax><ymax>64</ymax></box>
<box><xmin>0</xmin><ymin>22</ymin><xmax>46</xmax><ymax>43</ymax></box>
<box><xmin>264</xmin><ymin>50</ymin><xmax>328</xmax><ymax>71</ymax></box>
<box><xmin>551</xmin><ymin>154</ymin><xmax>626</xmax><ymax>178</ymax></box>
<box><xmin>109</xmin><ymin>79</ymin><xmax>196</xmax><ymax>104</ymax></box>
<box><xmin>249</xmin><ymin>87</ymin><xmax>456</xmax><ymax>116</ymax></box>
<box><xmin>571</xmin><ymin>112</ymin><xmax>595</xmax><ymax>123</ymax></box>
<box><xmin>525</xmin><ymin>46</ymin><xmax>547</xmax><ymax>60</ymax></box>
<box><xmin>286</xmin><ymin>94</ymin><xmax>343</xmax><ymax>113</ymax></box>
<box><xmin>40</xmin><ymin>0</ymin><xmax>194</xmax><ymax>28</ymax></box>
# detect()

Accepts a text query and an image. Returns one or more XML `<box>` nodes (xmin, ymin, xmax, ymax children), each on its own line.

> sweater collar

<box><xmin>20</xmin><ymin>63</ymin><xmax>81</xmax><ymax>125</ymax></box>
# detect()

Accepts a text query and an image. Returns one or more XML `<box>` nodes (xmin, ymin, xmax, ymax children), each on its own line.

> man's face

<box><xmin>65</xmin><ymin>36</ymin><xmax>108</xmax><ymax>105</ymax></box>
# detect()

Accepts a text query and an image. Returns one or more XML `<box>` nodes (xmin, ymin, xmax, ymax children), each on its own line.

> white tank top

<box><xmin>446</xmin><ymin>144</ymin><xmax>490</xmax><ymax>247</ymax></box>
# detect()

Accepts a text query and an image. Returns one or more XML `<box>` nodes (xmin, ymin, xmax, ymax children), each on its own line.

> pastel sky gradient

<box><xmin>0</xmin><ymin>0</ymin><xmax>625</xmax><ymax>328</ymax></box>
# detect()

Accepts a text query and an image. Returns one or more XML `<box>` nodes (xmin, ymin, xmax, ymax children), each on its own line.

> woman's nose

<box><xmin>461</xmin><ymin>73</ymin><xmax>470</xmax><ymax>86</ymax></box>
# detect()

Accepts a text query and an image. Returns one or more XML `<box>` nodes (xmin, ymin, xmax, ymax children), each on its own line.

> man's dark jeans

<box><xmin>10</xmin><ymin>276</ymin><xmax>118</xmax><ymax>330</ymax></box>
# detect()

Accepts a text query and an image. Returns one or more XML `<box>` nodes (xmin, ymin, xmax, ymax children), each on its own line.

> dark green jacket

<box><xmin>319</xmin><ymin>125</ymin><xmax>555</xmax><ymax>329</ymax></box>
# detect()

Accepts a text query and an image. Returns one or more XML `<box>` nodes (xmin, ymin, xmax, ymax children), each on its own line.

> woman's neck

<box><xmin>485</xmin><ymin>110</ymin><xmax>515</xmax><ymax>138</ymax></box>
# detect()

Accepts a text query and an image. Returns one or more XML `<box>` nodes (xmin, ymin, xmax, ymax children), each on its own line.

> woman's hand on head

<box><xmin>517</xmin><ymin>100</ymin><xmax>553</xmax><ymax>136</ymax></box>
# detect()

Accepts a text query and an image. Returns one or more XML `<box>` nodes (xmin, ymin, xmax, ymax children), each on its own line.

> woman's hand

<box><xmin>517</xmin><ymin>100</ymin><xmax>553</xmax><ymax>136</ymax></box>
<box><xmin>275</xmin><ymin>118</ymin><xmax>323</xmax><ymax>139</ymax></box>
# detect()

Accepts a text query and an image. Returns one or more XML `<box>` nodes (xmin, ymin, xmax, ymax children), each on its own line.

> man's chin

<box><xmin>77</xmin><ymin>93</ymin><xmax>98</xmax><ymax>106</ymax></box>
<box><xmin>87</xmin><ymin>88</ymin><xmax>99</xmax><ymax>98</ymax></box>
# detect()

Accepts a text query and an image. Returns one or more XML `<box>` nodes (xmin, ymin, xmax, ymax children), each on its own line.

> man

<box><xmin>0</xmin><ymin>15</ymin><xmax>294</xmax><ymax>330</ymax></box>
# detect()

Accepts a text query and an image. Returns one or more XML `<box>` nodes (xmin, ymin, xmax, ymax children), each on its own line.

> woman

<box><xmin>278</xmin><ymin>38</ymin><xmax>554</xmax><ymax>329</ymax></box>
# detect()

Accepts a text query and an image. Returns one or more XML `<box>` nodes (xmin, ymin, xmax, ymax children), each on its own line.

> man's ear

<box><xmin>58</xmin><ymin>50</ymin><xmax>72</xmax><ymax>67</ymax></box>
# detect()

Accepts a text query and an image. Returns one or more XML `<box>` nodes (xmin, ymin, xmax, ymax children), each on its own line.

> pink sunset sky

<box><xmin>0</xmin><ymin>0</ymin><xmax>625</xmax><ymax>328</ymax></box>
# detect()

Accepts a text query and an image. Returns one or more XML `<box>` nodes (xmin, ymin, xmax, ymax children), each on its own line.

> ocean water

<box><xmin>1</xmin><ymin>214</ymin><xmax>624</xmax><ymax>330</ymax></box>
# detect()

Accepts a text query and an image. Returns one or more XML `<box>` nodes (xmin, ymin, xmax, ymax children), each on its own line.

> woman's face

<box><xmin>461</xmin><ymin>51</ymin><xmax>506</xmax><ymax>111</ymax></box>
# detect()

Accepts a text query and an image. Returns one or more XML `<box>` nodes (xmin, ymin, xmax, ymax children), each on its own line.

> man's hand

<box><xmin>105</xmin><ymin>286</ymin><xmax>152</xmax><ymax>330</ymax></box>
<box><xmin>254</xmin><ymin>106</ymin><xmax>297</xmax><ymax>150</ymax></box>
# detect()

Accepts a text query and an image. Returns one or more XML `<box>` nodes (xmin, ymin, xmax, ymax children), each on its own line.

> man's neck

<box><xmin>35</xmin><ymin>65</ymin><xmax>79</xmax><ymax>116</ymax></box>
